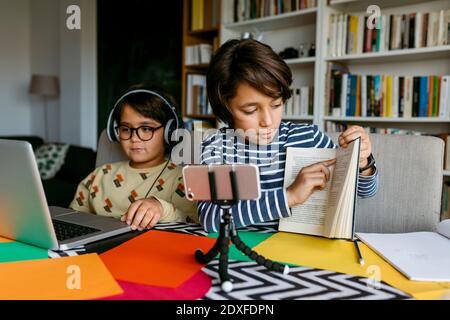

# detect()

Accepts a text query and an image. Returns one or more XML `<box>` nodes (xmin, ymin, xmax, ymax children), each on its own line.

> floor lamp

<box><xmin>29</xmin><ymin>75</ymin><xmax>60</xmax><ymax>141</ymax></box>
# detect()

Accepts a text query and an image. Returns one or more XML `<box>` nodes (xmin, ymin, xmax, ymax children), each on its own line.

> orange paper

<box><xmin>100</xmin><ymin>230</ymin><xmax>217</xmax><ymax>288</ymax></box>
<box><xmin>0</xmin><ymin>237</ymin><xmax>12</xmax><ymax>243</ymax></box>
<box><xmin>0</xmin><ymin>254</ymin><xmax>122</xmax><ymax>300</ymax></box>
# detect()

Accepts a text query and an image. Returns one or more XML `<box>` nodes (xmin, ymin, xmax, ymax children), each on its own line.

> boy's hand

<box><xmin>286</xmin><ymin>159</ymin><xmax>336</xmax><ymax>208</ymax></box>
<box><xmin>339</xmin><ymin>126</ymin><xmax>372</xmax><ymax>172</ymax></box>
<box><xmin>121</xmin><ymin>198</ymin><xmax>163</xmax><ymax>231</ymax></box>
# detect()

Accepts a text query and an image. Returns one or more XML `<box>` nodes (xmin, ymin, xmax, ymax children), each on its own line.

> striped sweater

<box><xmin>198</xmin><ymin>122</ymin><xmax>379</xmax><ymax>232</ymax></box>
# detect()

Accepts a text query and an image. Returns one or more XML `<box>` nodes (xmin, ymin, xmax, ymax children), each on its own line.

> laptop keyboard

<box><xmin>52</xmin><ymin>220</ymin><xmax>100</xmax><ymax>241</ymax></box>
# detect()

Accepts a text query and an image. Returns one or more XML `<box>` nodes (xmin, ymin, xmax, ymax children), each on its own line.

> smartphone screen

<box><xmin>182</xmin><ymin>164</ymin><xmax>261</xmax><ymax>201</ymax></box>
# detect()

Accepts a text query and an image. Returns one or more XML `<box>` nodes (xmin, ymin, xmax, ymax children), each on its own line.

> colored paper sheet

<box><xmin>0</xmin><ymin>242</ymin><xmax>48</xmax><ymax>263</ymax></box>
<box><xmin>101</xmin><ymin>270</ymin><xmax>211</xmax><ymax>300</ymax></box>
<box><xmin>100</xmin><ymin>230</ymin><xmax>217</xmax><ymax>288</ymax></box>
<box><xmin>0</xmin><ymin>253</ymin><xmax>122</xmax><ymax>300</ymax></box>
<box><xmin>0</xmin><ymin>237</ymin><xmax>12</xmax><ymax>243</ymax></box>
<box><xmin>208</xmin><ymin>231</ymin><xmax>274</xmax><ymax>262</ymax></box>
<box><xmin>254</xmin><ymin>232</ymin><xmax>450</xmax><ymax>300</ymax></box>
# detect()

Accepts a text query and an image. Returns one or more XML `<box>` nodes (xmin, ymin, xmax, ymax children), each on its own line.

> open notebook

<box><xmin>357</xmin><ymin>220</ymin><xmax>450</xmax><ymax>282</ymax></box>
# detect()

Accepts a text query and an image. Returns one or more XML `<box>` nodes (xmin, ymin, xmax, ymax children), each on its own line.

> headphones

<box><xmin>106</xmin><ymin>88</ymin><xmax>182</xmax><ymax>149</ymax></box>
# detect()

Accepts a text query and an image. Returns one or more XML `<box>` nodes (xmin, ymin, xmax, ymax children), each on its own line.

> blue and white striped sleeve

<box><xmin>198</xmin><ymin>189</ymin><xmax>291</xmax><ymax>233</ymax></box>
<box><xmin>197</xmin><ymin>133</ymin><xmax>291</xmax><ymax>233</ymax></box>
<box><xmin>311</xmin><ymin>125</ymin><xmax>379</xmax><ymax>199</ymax></box>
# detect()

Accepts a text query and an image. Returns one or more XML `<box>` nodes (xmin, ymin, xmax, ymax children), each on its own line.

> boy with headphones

<box><xmin>69</xmin><ymin>86</ymin><xmax>198</xmax><ymax>231</ymax></box>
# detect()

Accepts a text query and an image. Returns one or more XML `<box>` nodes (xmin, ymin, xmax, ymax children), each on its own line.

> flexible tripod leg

<box><xmin>218</xmin><ymin>220</ymin><xmax>233</xmax><ymax>292</ymax></box>
<box><xmin>230</xmin><ymin>232</ymin><xmax>289</xmax><ymax>275</ymax></box>
<box><xmin>195</xmin><ymin>221</ymin><xmax>226</xmax><ymax>264</ymax></box>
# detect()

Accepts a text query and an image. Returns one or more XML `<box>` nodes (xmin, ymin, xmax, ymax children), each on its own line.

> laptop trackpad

<box><xmin>54</xmin><ymin>210</ymin><xmax>128</xmax><ymax>231</ymax></box>
<box><xmin>49</xmin><ymin>206</ymin><xmax>77</xmax><ymax>217</ymax></box>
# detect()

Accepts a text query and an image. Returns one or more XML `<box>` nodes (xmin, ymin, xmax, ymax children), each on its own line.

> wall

<box><xmin>0</xmin><ymin>0</ymin><xmax>32</xmax><ymax>135</ymax></box>
<box><xmin>59</xmin><ymin>0</ymin><xmax>97</xmax><ymax>149</ymax></box>
<box><xmin>0</xmin><ymin>0</ymin><xmax>97</xmax><ymax>149</ymax></box>
<box><xmin>30</xmin><ymin>0</ymin><xmax>60</xmax><ymax>141</ymax></box>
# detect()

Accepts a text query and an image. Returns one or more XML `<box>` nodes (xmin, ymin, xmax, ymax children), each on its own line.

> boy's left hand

<box><xmin>121</xmin><ymin>198</ymin><xmax>163</xmax><ymax>231</ymax></box>
<box><xmin>338</xmin><ymin>126</ymin><xmax>372</xmax><ymax>174</ymax></box>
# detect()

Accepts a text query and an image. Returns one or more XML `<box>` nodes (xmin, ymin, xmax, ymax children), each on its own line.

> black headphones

<box><xmin>106</xmin><ymin>88</ymin><xmax>182</xmax><ymax>148</ymax></box>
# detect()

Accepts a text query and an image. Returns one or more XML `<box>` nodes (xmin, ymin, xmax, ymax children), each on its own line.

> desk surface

<box><xmin>48</xmin><ymin>222</ymin><xmax>411</xmax><ymax>300</ymax></box>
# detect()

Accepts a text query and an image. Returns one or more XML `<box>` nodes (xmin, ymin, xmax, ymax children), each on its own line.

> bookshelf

<box><xmin>181</xmin><ymin>0</ymin><xmax>221</xmax><ymax>129</ymax></box>
<box><xmin>218</xmin><ymin>0</ymin><xmax>450</xmax><ymax>129</ymax></box>
<box><xmin>221</xmin><ymin>0</ymin><xmax>320</xmax><ymax>124</ymax></box>
<box><xmin>218</xmin><ymin>0</ymin><xmax>450</xmax><ymax>217</ymax></box>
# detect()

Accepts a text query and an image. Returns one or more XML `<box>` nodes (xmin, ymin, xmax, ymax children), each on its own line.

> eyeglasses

<box><xmin>115</xmin><ymin>125</ymin><xmax>163</xmax><ymax>141</ymax></box>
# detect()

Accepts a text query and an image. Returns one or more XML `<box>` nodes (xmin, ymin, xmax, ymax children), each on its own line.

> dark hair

<box><xmin>114</xmin><ymin>85</ymin><xmax>176</xmax><ymax>128</ymax></box>
<box><xmin>207</xmin><ymin>39</ymin><xmax>292</xmax><ymax>126</ymax></box>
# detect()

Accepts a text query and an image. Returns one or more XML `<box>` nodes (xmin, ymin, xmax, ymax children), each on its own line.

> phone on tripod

<box><xmin>182</xmin><ymin>164</ymin><xmax>261</xmax><ymax>201</ymax></box>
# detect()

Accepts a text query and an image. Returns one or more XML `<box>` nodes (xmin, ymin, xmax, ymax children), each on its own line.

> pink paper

<box><xmin>101</xmin><ymin>270</ymin><xmax>211</xmax><ymax>300</ymax></box>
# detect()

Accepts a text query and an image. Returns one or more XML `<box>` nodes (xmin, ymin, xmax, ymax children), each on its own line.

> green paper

<box><xmin>0</xmin><ymin>242</ymin><xmax>48</xmax><ymax>263</ymax></box>
<box><xmin>208</xmin><ymin>231</ymin><xmax>274</xmax><ymax>262</ymax></box>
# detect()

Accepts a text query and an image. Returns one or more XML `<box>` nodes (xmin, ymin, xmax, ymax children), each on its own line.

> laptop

<box><xmin>0</xmin><ymin>139</ymin><xmax>132</xmax><ymax>250</ymax></box>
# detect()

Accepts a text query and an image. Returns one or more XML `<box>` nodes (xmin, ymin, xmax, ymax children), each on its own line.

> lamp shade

<box><xmin>29</xmin><ymin>75</ymin><xmax>60</xmax><ymax>98</ymax></box>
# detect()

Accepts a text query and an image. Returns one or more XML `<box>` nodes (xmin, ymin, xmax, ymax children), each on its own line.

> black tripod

<box><xmin>195</xmin><ymin>169</ymin><xmax>289</xmax><ymax>292</ymax></box>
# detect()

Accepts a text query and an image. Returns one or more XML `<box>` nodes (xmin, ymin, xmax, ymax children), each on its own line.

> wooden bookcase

<box><xmin>181</xmin><ymin>0</ymin><xmax>221</xmax><ymax>128</ymax></box>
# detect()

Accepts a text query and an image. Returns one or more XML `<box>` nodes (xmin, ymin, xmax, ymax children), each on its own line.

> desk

<box><xmin>47</xmin><ymin>222</ymin><xmax>411</xmax><ymax>300</ymax></box>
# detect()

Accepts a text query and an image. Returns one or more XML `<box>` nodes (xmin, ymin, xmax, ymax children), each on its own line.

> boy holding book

<box><xmin>198</xmin><ymin>39</ymin><xmax>378</xmax><ymax>232</ymax></box>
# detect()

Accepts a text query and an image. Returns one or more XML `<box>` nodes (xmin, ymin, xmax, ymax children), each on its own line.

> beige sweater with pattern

<box><xmin>69</xmin><ymin>161</ymin><xmax>198</xmax><ymax>224</ymax></box>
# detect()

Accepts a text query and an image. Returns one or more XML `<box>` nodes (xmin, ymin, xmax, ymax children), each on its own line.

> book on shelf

<box><xmin>190</xmin><ymin>0</ymin><xmax>220</xmax><ymax>31</ymax></box>
<box><xmin>325</xmin><ymin>64</ymin><xmax>450</xmax><ymax>119</ymax></box>
<box><xmin>357</xmin><ymin>220</ymin><xmax>450</xmax><ymax>282</ymax></box>
<box><xmin>185</xmin><ymin>43</ymin><xmax>213</xmax><ymax>66</ymax></box>
<box><xmin>279</xmin><ymin>138</ymin><xmax>361</xmax><ymax>239</ymax></box>
<box><xmin>233</xmin><ymin>0</ymin><xmax>317</xmax><ymax>23</ymax></box>
<box><xmin>183</xmin><ymin>119</ymin><xmax>216</xmax><ymax>132</ymax></box>
<box><xmin>284</xmin><ymin>86</ymin><xmax>314</xmax><ymax>117</ymax></box>
<box><xmin>327</xmin><ymin>9</ymin><xmax>450</xmax><ymax>57</ymax></box>
<box><xmin>186</xmin><ymin>74</ymin><xmax>212</xmax><ymax>116</ymax></box>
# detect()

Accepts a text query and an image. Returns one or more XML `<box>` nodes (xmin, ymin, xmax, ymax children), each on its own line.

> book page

<box><xmin>279</xmin><ymin>147</ymin><xmax>336</xmax><ymax>237</ymax></box>
<box><xmin>324</xmin><ymin>139</ymin><xmax>359</xmax><ymax>239</ymax></box>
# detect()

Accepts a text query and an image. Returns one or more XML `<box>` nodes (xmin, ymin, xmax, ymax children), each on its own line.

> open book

<box><xmin>279</xmin><ymin>138</ymin><xmax>361</xmax><ymax>239</ymax></box>
<box><xmin>357</xmin><ymin>220</ymin><xmax>450</xmax><ymax>282</ymax></box>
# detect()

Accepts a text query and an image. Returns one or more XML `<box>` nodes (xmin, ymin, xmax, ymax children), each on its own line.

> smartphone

<box><xmin>182</xmin><ymin>164</ymin><xmax>261</xmax><ymax>201</ymax></box>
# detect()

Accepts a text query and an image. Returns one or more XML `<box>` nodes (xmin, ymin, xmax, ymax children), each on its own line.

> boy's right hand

<box><xmin>286</xmin><ymin>159</ymin><xmax>336</xmax><ymax>208</ymax></box>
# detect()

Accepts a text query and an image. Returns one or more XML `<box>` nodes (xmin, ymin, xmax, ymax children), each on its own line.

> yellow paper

<box><xmin>0</xmin><ymin>237</ymin><xmax>12</xmax><ymax>243</ymax></box>
<box><xmin>254</xmin><ymin>232</ymin><xmax>450</xmax><ymax>300</ymax></box>
<box><xmin>0</xmin><ymin>253</ymin><xmax>122</xmax><ymax>300</ymax></box>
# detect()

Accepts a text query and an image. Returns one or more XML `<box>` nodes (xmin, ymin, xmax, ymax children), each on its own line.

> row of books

<box><xmin>326</xmin><ymin>64</ymin><xmax>450</xmax><ymax>118</ymax></box>
<box><xmin>284</xmin><ymin>86</ymin><xmax>314</xmax><ymax>117</ymax></box>
<box><xmin>325</xmin><ymin>123</ymin><xmax>423</xmax><ymax>135</ymax></box>
<box><xmin>326</xmin><ymin>123</ymin><xmax>450</xmax><ymax>171</ymax></box>
<box><xmin>185</xmin><ymin>44</ymin><xmax>213</xmax><ymax>66</ymax></box>
<box><xmin>190</xmin><ymin>0</ymin><xmax>220</xmax><ymax>31</ymax></box>
<box><xmin>328</xmin><ymin>10</ymin><xmax>450</xmax><ymax>57</ymax></box>
<box><xmin>183</xmin><ymin>119</ymin><xmax>216</xmax><ymax>132</ymax></box>
<box><xmin>186</xmin><ymin>74</ymin><xmax>212</xmax><ymax>116</ymax></box>
<box><xmin>233</xmin><ymin>0</ymin><xmax>316</xmax><ymax>22</ymax></box>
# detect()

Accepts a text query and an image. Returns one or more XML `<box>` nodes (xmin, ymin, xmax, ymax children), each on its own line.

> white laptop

<box><xmin>0</xmin><ymin>139</ymin><xmax>132</xmax><ymax>250</ymax></box>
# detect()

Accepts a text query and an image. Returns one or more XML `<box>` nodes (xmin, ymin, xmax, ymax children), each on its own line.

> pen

<box><xmin>353</xmin><ymin>239</ymin><xmax>365</xmax><ymax>266</ymax></box>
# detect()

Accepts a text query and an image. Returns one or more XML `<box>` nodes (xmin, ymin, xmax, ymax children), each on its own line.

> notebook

<box><xmin>356</xmin><ymin>220</ymin><xmax>450</xmax><ymax>282</ymax></box>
